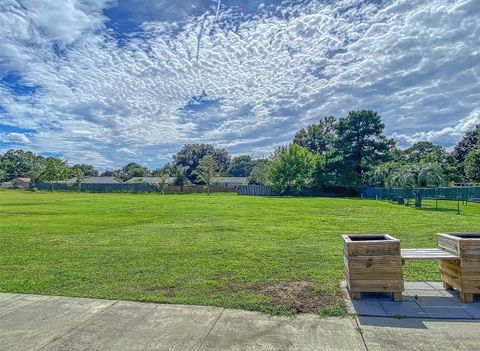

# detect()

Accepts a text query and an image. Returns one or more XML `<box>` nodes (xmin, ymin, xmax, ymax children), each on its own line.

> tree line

<box><xmin>1</xmin><ymin>110</ymin><xmax>479</xmax><ymax>194</ymax></box>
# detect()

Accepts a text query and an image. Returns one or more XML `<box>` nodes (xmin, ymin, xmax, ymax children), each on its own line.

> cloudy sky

<box><xmin>0</xmin><ymin>0</ymin><xmax>479</xmax><ymax>169</ymax></box>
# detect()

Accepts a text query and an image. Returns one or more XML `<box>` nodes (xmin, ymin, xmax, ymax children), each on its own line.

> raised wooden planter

<box><xmin>438</xmin><ymin>233</ymin><xmax>480</xmax><ymax>303</ymax></box>
<box><xmin>343</xmin><ymin>234</ymin><xmax>404</xmax><ymax>301</ymax></box>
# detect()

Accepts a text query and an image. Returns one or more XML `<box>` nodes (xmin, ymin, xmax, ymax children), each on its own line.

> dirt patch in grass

<box><xmin>248</xmin><ymin>280</ymin><xmax>337</xmax><ymax>314</ymax></box>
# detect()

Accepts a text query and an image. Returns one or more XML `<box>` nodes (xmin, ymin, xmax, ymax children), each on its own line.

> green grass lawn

<box><xmin>1</xmin><ymin>190</ymin><xmax>478</xmax><ymax>315</ymax></box>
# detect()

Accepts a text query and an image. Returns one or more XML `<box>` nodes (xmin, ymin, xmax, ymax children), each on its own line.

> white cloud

<box><xmin>0</xmin><ymin>0</ymin><xmax>479</xmax><ymax>167</ymax></box>
<box><xmin>7</xmin><ymin>132</ymin><xmax>30</xmax><ymax>143</ymax></box>
<box><xmin>394</xmin><ymin>108</ymin><xmax>480</xmax><ymax>147</ymax></box>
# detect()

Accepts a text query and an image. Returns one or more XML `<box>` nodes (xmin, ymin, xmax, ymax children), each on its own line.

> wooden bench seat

<box><xmin>401</xmin><ymin>248</ymin><xmax>460</xmax><ymax>261</ymax></box>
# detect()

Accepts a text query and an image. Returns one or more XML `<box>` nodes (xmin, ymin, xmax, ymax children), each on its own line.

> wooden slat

<box><xmin>346</xmin><ymin>242</ymin><xmax>400</xmax><ymax>256</ymax></box>
<box><xmin>460</xmin><ymin>241</ymin><xmax>480</xmax><ymax>255</ymax></box>
<box><xmin>349</xmin><ymin>280</ymin><xmax>404</xmax><ymax>292</ymax></box>
<box><xmin>401</xmin><ymin>248</ymin><xmax>459</xmax><ymax>260</ymax></box>
<box><xmin>438</xmin><ymin>235</ymin><xmax>459</xmax><ymax>254</ymax></box>
<box><xmin>345</xmin><ymin>255</ymin><xmax>402</xmax><ymax>269</ymax></box>
<box><xmin>462</xmin><ymin>280</ymin><xmax>480</xmax><ymax>293</ymax></box>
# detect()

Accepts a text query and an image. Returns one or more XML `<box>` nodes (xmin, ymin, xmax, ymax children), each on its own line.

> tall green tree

<box><xmin>335</xmin><ymin>110</ymin><xmax>392</xmax><ymax>185</ymax></box>
<box><xmin>70</xmin><ymin>168</ymin><xmax>86</xmax><ymax>192</ymax></box>
<box><xmin>71</xmin><ymin>164</ymin><xmax>98</xmax><ymax>177</ymax></box>
<box><xmin>464</xmin><ymin>148</ymin><xmax>480</xmax><ymax>183</ymax></box>
<box><xmin>122</xmin><ymin>162</ymin><xmax>149</xmax><ymax>180</ymax></box>
<box><xmin>194</xmin><ymin>156</ymin><xmax>220</xmax><ymax>195</ymax></box>
<box><xmin>0</xmin><ymin>167</ymin><xmax>6</xmax><ymax>181</ymax></box>
<box><xmin>0</xmin><ymin>149</ymin><xmax>41</xmax><ymax>179</ymax></box>
<box><xmin>151</xmin><ymin>163</ymin><xmax>173</xmax><ymax>176</ymax></box>
<box><xmin>227</xmin><ymin>155</ymin><xmax>254</xmax><ymax>177</ymax></box>
<box><xmin>173</xmin><ymin>144</ymin><xmax>230</xmax><ymax>183</ymax></box>
<box><xmin>248</xmin><ymin>160</ymin><xmax>267</xmax><ymax>185</ymax></box>
<box><xmin>40</xmin><ymin>157</ymin><xmax>69</xmax><ymax>191</ymax></box>
<box><xmin>28</xmin><ymin>154</ymin><xmax>45</xmax><ymax>191</ymax></box>
<box><xmin>402</xmin><ymin>141</ymin><xmax>447</xmax><ymax>164</ymax></box>
<box><xmin>292</xmin><ymin>116</ymin><xmax>336</xmax><ymax>154</ymax></box>
<box><xmin>172</xmin><ymin>166</ymin><xmax>189</xmax><ymax>186</ymax></box>
<box><xmin>452</xmin><ymin>124</ymin><xmax>480</xmax><ymax>180</ymax></box>
<box><xmin>265</xmin><ymin>144</ymin><xmax>316</xmax><ymax>195</ymax></box>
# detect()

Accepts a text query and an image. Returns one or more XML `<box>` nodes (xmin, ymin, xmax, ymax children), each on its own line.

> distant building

<box><xmin>212</xmin><ymin>177</ymin><xmax>248</xmax><ymax>188</ymax></box>
<box><xmin>11</xmin><ymin>177</ymin><xmax>31</xmax><ymax>188</ymax></box>
<box><xmin>59</xmin><ymin>177</ymin><xmax>78</xmax><ymax>184</ymax></box>
<box><xmin>81</xmin><ymin>176</ymin><xmax>123</xmax><ymax>184</ymax></box>
<box><xmin>125</xmin><ymin>177</ymin><xmax>175</xmax><ymax>184</ymax></box>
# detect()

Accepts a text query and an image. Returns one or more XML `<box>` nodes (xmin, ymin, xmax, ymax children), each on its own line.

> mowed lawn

<box><xmin>1</xmin><ymin>190</ymin><xmax>479</xmax><ymax>315</ymax></box>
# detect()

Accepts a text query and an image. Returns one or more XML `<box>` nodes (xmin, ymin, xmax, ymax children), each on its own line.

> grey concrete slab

<box><xmin>1</xmin><ymin>292</ymin><xmax>479</xmax><ymax>351</ymax></box>
<box><xmin>0</xmin><ymin>294</ymin><xmax>28</xmax><ymax>309</ymax></box>
<box><xmin>350</xmin><ymin>300</ymin><xmax>386</xmax><ymax>316</ymax></box>
<box><xmin>421</xmin><ymin>306</ymin><xmax>473</xmax><ymax>319</ymax></box>
<box><xmin>404</xmin><ymin>282</ymin><xmax>434</xmax><ymax>290</ymax></box>
<box><xmin>0</xmin><ymin>292</ymin><xmax>24</xmax><ymax>304</ymax></box>
<box><xmin>43</xmin><ymin>302</ymin><xmax>224</xmax><ymax>351</ymax></box>
<box><xmin>344</xmin><ymin>282</ymin><xmax>480</xmax><ymax>319</ymax></box>
<box><xmin>0</xmin><ymin>295</ymin><xmax>114</xmax><ymax>351</ymax></box>
<box><xmin>359</xmin><ymin>317</ymin><xmax>480</xmax><ymax>351</ymax></box>
<box><xmin>379</xmin><ymin>301</ymin><xmax>428</xmax><ymax>318</ymax></box>
<box><xmin>0</xmin><ymin>294</ymin><xmax>52</xmax><ymax>316</ymax></box>
<box><xmin>463</xmin><ymin>304</ymin><xmax>480</xmax><ymax>319</ymax></box>
<box><xmin>199</xmin><ymin>309</ymin><xmax>366</xmax><ymax>351</ymax></box>
<box><xmin>405</xmin><ymin>289</ymin><xmax>452</xmax><ymax>298</ymax></box>
<box><xmin>426</xmin><ymin>282</ymin><xmax>444</xmax><ymax>290</ymax></box>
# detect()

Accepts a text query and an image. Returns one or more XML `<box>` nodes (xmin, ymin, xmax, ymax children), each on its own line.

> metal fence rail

<box><xmin>237</xmin><ymin>185</ymin><xmax>277</xmax><ymax>196</ymax></box>
<box><xmin>362</xmin><ymin>187</ymin><xmax>480</xmax><ymax>201</ymax></box>
<box><xmin>34</xmin><ymin>182</ymin><xmax>237</xmax><ymax>193</ymax></box>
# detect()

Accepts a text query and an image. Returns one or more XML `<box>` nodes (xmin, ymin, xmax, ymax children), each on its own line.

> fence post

<box><xmin>415</xmin><ymin>196</ymin><xmax>422</xmax><ymax>208</ymax></box>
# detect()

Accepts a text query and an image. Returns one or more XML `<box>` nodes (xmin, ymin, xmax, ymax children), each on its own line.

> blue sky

<box><xmin>0</xmin><ymin>0</ymin><xmax>479</xmax><ymax>169</ymax></box>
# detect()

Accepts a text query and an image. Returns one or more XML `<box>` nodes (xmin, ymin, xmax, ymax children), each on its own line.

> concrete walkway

<box><xmin>345</xmin><ymin>282</ymin><xmax>480</xmax><ymax>319</ymax></box>
<box><xmin>1</xmin><ymin>292</ymin><xmax>479</xmax><ymax>350</ymax></box>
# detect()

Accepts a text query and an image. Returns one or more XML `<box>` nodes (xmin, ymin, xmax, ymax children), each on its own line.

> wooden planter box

<box><xmin>343</xmin><ymin>234</ymin><xmax>404</xmax><ymax>301</ymax></box>
<box><xmin>438</xmin><ymin>233</ymin><xmax>480</xmax><ymax>303</ymax></box>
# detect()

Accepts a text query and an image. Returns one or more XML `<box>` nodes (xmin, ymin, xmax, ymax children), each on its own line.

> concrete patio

<box><xmin>344</xmin><ymin>281</ymin><xmax>480</xmax><ymax>319</ymax></box>
<box><xmin>0</xmin><ymin>291</ymin><xmax>479</xmax><ymax>350</ymax></box>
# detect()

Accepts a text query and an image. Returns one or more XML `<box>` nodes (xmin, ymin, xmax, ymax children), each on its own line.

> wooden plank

<box><xmin>345</xmin><ymin>256</ymin><xmax>402</xmax><ymax>269</ymax></box>
<box><xmin>349</xmin><ymin>280</ymin><xmax>403</xmax><ymax>292</ymax></box>
<box><xmin>346</xmin><ymin>242</ymin><xmax>400</xmax><ymax>256</ymax></box>
<box><xmin>461</xmin><ymin>293</ymin><xmax>474</xmax><ymax>304</ymax></box>
<box><xmin>347</xmin><ymin>270</ymin><xmax>403</xmax><ymax>280</ymax></box>
<box><xmin>462</xmin><ymin>280</ymin><xmax>480</xmax><ymax>293</ymax></box>
<box><xmin>437</xmin><ymin>235</ymin><xmax>459</xmax><ymax>254</ymax></box>
<box><xmin>440</xmin><ymin>273</ymin><xmax>462</xmax><ymax>291</ymax></box>
<box><xmin>393</xmin><ymin>292</ymin><xmax>403</xmax><ymax>302</ymax></box>
<box><xmin>460</xmin><ymin>241</ymin><xmax>480</xmax><ymax>255</ymax></box>
<box><xmin>439</xmin><ymin>265</ymin><xmax>461</xmax><ymax>281</ymax></box>
<box><xmin>440</xmin><ymin>259</ymin><xmax>461</xmax><ymax>272</ymax></box>
<box><xmin>461</xmin><ymin>255</ymin><xmax>480</xmax><ymax>266</ymax></box>
<box><xmin>401</xmin><ymin>248</ymin><xmax>459</xmax><ymax>260</ymax></box>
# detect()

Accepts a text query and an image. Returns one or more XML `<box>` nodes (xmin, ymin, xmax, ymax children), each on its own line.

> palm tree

<box><xmin>387</xmin><ymin>163</ymin><xmax>445</xmax><ymax>188</ymax></box>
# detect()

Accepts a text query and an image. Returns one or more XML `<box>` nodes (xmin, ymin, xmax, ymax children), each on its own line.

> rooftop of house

<box><xmin>12</xmin><ymin>177</ymin><xmax>31</xmax><ymax>182</ymax></box>
<box><xmin>81</xmin><ymin>176</ymin><xmax>123</xmax><ymax>184</ymax></box>
<box><xmin>125</xmin><ymin>177</ymin><xmax>175</xmax><ymax>184</ymax></box>
<box><xmin>213</xmin><ymin>177</ymin><xmax>248</xmax><ymax>184</ymax></box>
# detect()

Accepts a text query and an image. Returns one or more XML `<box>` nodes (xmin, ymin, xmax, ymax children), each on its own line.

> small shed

<box><xmin>11</xmin><ymin>177</ymin><xmax>31</xmax><ymax>188</ymax></box>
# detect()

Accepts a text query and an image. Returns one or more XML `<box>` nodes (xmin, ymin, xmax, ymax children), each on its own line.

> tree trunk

<box><xmin>207</xmin><ymin>184</ymin><xmax>210</xmax><ymax>195</ymax></box>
